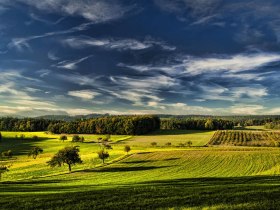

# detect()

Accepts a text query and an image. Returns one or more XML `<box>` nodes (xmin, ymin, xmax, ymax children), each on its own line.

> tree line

<box><xmin>160</xmin><ymin>118</ymin><xmax>234</xmax><ymax>130</ymax></box>
<box><xmin>0</xmin><ymin>118</ymin><xmax>59</xmax><ymax>132</ymax></box>
<box><xmin>47</xmin><ymin>115</ymin><xmax>160</xmax><ymax>135</ymax></box>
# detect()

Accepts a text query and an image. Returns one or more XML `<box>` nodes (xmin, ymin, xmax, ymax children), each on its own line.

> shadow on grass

<box><xmin>163</xmin><ymin>157</ymin><xmax>181</xmax><ymax>161</ymax></box>
<box><xmin>122</xmin><ymin>160</ymin><xmax>158</xmax><ymax>164</ymax></box>
<box><xmin>144</xmin><ymin>129</ymin><xmax>213</xmax><ymax>136</ymax></box>
<box><xmin>2</xmin><ymin>175</ymin><xmax>280</xmax><ymax>209</ymax></box>
<box><xmin>83</xmin><ymin>165</ymin><xmax>170</xmax><ymax>172</ymax></box>
<box><xmin>0</xmin><ymin>137</ymin><xmax>55</xmax><ymax>156</ymax></box>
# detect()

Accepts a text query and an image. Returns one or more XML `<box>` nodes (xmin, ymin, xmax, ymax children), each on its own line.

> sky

<box><xmin>1</xmin><ymin>0</ymin><xmax>280</xmax><ymax>116</ymax></box>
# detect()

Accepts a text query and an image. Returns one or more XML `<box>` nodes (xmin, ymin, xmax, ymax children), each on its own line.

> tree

<box><xmin>47</xmin><ymin>146</ymin><xmax>82</xmax><ymax>172</ymax></box>
<box><xmin>124</xmin><ymin>145</ymin><xmax>131</xmax><ymax>154</ymax></box>
<box><xmin>28</xmin><ymin>146</ymin><xmax>43</xmax><ymax>159</ymax></box>
<box><xmin>97</xmin><ymin>149</ymin><xmax>109</xmax><ymax>164</ymax></box>
<box><xmin>0</xmin><ymin>165</ymin><xmax>9</xmax><ymax>181</ymax></box>
<box><xmin>165</xmin><ymin>142</ymin><xmax>172</xmax><ymax>146</ymax></box>
<box><xmin>151</xmin><ymin>142</ymin><xmax>157</xmax><ymax>147</ymax></box>
<box><xmin>59</xmin><ymin>135</ymin><xmax>68</xmax><ymax>142</ymax></box>
<box><xmin>186</xmin><ymin>141</ymin><xmax>192</xmax><ymax>147</ymax></box>
<box><xmin>205</xmin><ymin>119</ymin><xmax>214</xmax><ymax>130</ymax></box>
<box><xmin>72</xmin><ymin>135</ymin><xmax>84</xmax><ymax>142</ymax></box>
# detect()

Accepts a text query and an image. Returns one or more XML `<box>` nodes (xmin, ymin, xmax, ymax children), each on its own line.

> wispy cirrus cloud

<box><xmin>62</xmin><ymin>36</ymin><xmax>176</xmax><ymax>51</ymax></box>
<box><xmin>120</xmin><ymin>52</ymin><xmax>280</xmax><ymax>76</ymax></box>
<box><xmin>55</xmin><ymin>55</ymin><xmax>93</xmax><ymax>70</ymax></box>
<box><xmin>2</xmin><ymin>0</ymin><xmax>134</xmax><ymax>23</ymax></box>
<box><xmin>68</xmin><ymin>90</ymin><xmax>100</xmax><ymax>100</ymax></box>
<box><xmin>8</xmin><ymin>22</ymin><xmax>93</xmax><ymax>51</ymax></box>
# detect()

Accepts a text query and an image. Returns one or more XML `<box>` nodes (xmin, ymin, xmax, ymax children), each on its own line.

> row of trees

<box><xmin>160</xmin><ymin>119</ymin><xmax>234</xmax><ymax>130</ymax></box>
<box><xmin>47</xmin><ymin>115</ymin><xmax>160</xmax><ymax>135</ymax></box>
<box><xmin>264</xmin><ymin>122</ymin><xmax>280</xmax><ymax>130</ymax></box>
<box><xmin>0</xmin><ymin>118</ymin><xmax>60</xmax><ymax>131</ymax></box>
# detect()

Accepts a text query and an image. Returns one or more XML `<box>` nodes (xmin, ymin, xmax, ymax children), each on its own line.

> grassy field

<box><xmin>2</xmin><ymin>130</ymin><xmax>280</xmax><ymax>209</ymax></box>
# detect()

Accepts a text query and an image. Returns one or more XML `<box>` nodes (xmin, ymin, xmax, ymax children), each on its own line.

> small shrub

<box><xmin>124</xmin><ymin>145</ymin><xmax>131</xmax><ymax>154</ymax></box>
<box><xmin>151</xmin><ymin>142</ymin><xmax>157</xmax><ymax>147</ymax></box>
<box><xmin>186</xmin><ymin>141</ymin><xmax>192</xmax><ymax>147</ymax></box>
<box><xmin>165</xmin><ymin>142</ymin><xmax>172</xmax><ymax>146</ymax></box>
<box><xmin>32</xmin><ymin>135</ymin><xmax>38</xmax><ymax>140</ymax></box>
<box><xmin>72</xmin><ymin>135</ymin><xmax>80</xmax><ymax>142</ymax></box>
<box><xmin>178</xmin><ymin>143</ymin><xmax>186</xmax><ymax>147</ymax></box>
<box><xmin>2</xmin><ymin>150</ymin><xmax>13</xmax><ymax>159</ymax></box>
<box><xmin>72</xmin><ymin>135</ymin><xmax>85</xmax><ymax>143</ymax></box>
<box><xmin>59</xmin><ymin>135</ymin><xmax>68</xmax><ymax>142</ymax></box>
<box><xmin>20</xmin><ymin>134</ymin><xmax>25</xmax><ymax>140</ymax></box>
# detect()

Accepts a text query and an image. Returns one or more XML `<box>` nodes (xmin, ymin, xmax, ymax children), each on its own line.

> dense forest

<box><xmin>0</xmin><ymin>118</ymin><xmax>59</xmax><ymax>132</ymax></box>
<box><xmin>47</xmin><ymin>115</ymin><xmax>160</xmax><ymax>135</ymax></box>
<box><xmin>1</xmin><ymin>115</ymin><xmax>280</xmax><ymax>134</ymax></box>
<box><xmin>160</xmin><ymin>118</ymin><xmax>234</xmax><ymax>130</ymax></box>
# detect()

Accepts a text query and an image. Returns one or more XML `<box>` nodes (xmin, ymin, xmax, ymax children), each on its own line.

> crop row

<box><xmin>208</xmin><ymin>131</ymin><xmax>280</xmax><ymax>147</ymax></box>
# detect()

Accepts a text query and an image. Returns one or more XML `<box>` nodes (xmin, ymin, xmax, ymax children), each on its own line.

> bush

<box><xmin>32</xmin><ymin>135</ymin><xmax>38</xmax><ymax>140</ymax></box>
<box><xmin>2</xmin><ymin>150</ymin><xmax>13</xmax><ymax>158</ymax></box>
<box><xmin>178</xmin><ymin>143</ymin><xmax>186</xmax><ymax>147</ymax></box>
<box><xmin>72</xmin><ymin>135</ymin><xmax>84</xmax><ymax>142</ymax></box>
<box><xmin>124</xmin><ymin>145</ymin><xmax>131</xmax><ymax>154</ymax></box>
<box><xmin>151</xmin><ymin>142</ymin><xmax>157</xmax><ymax>147</ymax></box>
<box><xmin>186</xmin><ymin>141</ymin><xmax>192</xmax><ymax>147</ymax></box>
<box><xmin>59</xmin><ymin>135</ymin><xmax>68</xmax><ymax>141</ymax></box>
<box><xmin>20</xmin><ymin>134</ymin><xmax>25</xmax><ymax>140</ymax></box>
<box><xmin>165</xmin><ymin>142</ymin><xmax>172</xmax><ymax>146</ymax></box>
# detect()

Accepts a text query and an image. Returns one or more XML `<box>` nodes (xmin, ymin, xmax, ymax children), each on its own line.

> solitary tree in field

<box><xmin>186</xmin><ymin>141</ymin><xmax>192</xmax><ymax>147</ymax></box>
<box><xmin>97</xmin><ymin>149</ymin><xmax>109</xmax><ymax>164</ymax></box>
<box><xmin>59</xmin><ymin>135</ymin><xmax>67</xmax><ymax>142</ymax></box>
<box><xmin>0</xmin><ymin>165</ymin><xmax>9</xmax><ymax>181</ymax></box>
<box><xmin>124</xmin><ymin>145</ymin><xmax>131</xmax><ymax>154</ymax></box>
<box><xmin>28</xmin><ymin>146</ymin><xmax>43</xmax><ymax>159</ymax></box>
<box><xmin>47</xmin><ymin>146</ymin><xmax>82</xmax><ymax>172</ymax></box>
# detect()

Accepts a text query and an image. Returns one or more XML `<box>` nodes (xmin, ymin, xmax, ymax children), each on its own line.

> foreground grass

<box><xmin>2</xmin><ymin>130</ymin><xmax>280</xmax><ymax>209</ymax></box>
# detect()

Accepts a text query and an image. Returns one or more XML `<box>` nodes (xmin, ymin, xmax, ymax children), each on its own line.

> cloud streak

<box><xmin>62</xmin><ymin>36</ymin><xmax>176</xmax><ymax>51</ymax></box>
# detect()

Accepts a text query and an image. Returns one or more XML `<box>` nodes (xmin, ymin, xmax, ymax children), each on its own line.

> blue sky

<box><xmin>1</xmin><ymin>0</ymin><xmax>280</xmax><ymax>116</ymax></box>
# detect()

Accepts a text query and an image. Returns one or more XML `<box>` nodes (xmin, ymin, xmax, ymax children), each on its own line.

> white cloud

<box><xmin>120</xmin><ymin>53</ymin><xmax>280</xmax><ymax>77</ymax></box>
<box><xmin>68</xmin><ymin>90</ymin><xmax>100</xmax><ymax>100</ymax></box>
<box><xmin>110</xmin><ymin>75</ymin><xmax>177</xmax><ymax>90</ymax></box>
<box><xmin>184</xmin><ymin>53</ymin><xmax>280</xmax><ymax>75</ymax></box>
<box><xmin>55</xmin><ymin>55</ymin><xmax>92</xmax><ymax>70</ymax></box>
<box><xmin>47</xmin><ymin>51</ymin><xmax>60</xmax><ymax>61</ymax></box>
<box><xmin>8</xmin><ymin>22</ymin><xmax>94</xmax><ymax>51</ymax></box>
<box><xmin>63</xmin><ymin>36</ymin><xmax>176</xmax><ymax>51</ymax></box>
<box><xmin>230</xmin><ymin>104</ymin><xmax>265</xmax><ymax>115</ymax></box>
<box><xmin>5</xmin><ymin>0</ymin><xmax>133</xmax><ymax>23</ymax></box>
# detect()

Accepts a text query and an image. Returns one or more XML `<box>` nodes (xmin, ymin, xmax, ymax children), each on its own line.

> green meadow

<box><xmin>2</xmin><ymin>130</ymin><xmax>280</xmax><ymax>209</ymax></box>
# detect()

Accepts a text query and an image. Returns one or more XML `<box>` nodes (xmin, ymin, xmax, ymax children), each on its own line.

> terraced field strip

<box><xmin>208</xmin><ymin>130</ymin><xmax>280</xmax><ymax>147</ymax></box>
<box><xmin>23</xmin><ymin>148</ymin><xmax>280</xmax><ymax>190</ymax></box>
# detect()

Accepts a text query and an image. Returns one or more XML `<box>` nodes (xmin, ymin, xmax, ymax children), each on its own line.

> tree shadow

<box><xmin>83</xmin><ymin>165</ymin><xmax>170</xmax><ymax>173</ymax></box>
<box><xmin>122</xmin><ymin>160</ymin><xmax>158</xmax><ymax>164</ymax></box>
<box><xmin>163</xmin><ymin>158</ymin><xmax>180</xmax><ymax>161</ymax></box>
<box><xmin>143</xmin><ymin>129</ymin><xmax>213</xmax><ymax>136</ymax></box>
<box><xmin>0</xmin><ymin>137</ymin><xmax>55</xmax><ymax>156</ymax></box>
